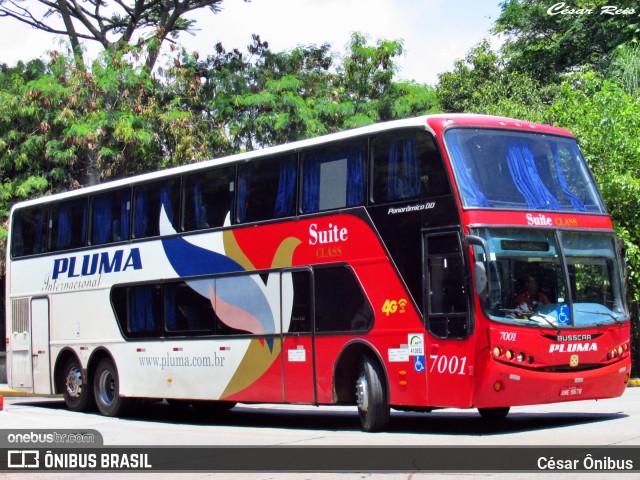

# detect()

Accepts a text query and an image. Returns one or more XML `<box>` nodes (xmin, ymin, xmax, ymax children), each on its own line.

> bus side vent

<box><xmin>11</xmin><ymin>298</ymin><xmax>30</xmax><ymax>334</ymax></box>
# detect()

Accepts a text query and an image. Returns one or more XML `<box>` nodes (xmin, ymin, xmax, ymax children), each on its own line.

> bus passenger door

<box><xmin>31</xmin><ymin>297</ymin><xmax>52</xmax><ymax>394</ymax></box>
<box><xmin>423</xmin><ymin>231</ymin><xmax>474</xmax><ymax>408</ymax></box>
<box><xmin>281</xmin><ymin>269</ymin><xmax>316</xmax><ymax>404</ymax></box>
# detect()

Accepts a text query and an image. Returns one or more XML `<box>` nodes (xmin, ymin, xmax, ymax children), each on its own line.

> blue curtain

<box><xmin>506</xmin><ymin>139</ymin><xmax>560</xmax><ymax>210</ymax></box>
<box><xmin>134</xmin><ymin>189</ymin><xmax>148</xmax><ymax>237</ymax></box>
<box><xmin>34</xmin><ymin>213</ymin><xmax>46</xmax><ymax>253</ymax></box>
<box><xmin>274</xmin><ymin>158</ymin><xmax>297</xmax><ymax>217</ymax></box>
<box><xmin>118</xmin><ymin>196</ymin><xmax>130</xmax><ymax>240</ymax></box>
<box><xmin>551</xmin><ymin>143</ymin><xmax>586</xmax><ymax>212</ymax></box>
<box><xmin>130</xmin><ymin>287</ymin><xmax>156</xmax><ymax>333</ymax></box>
<box><xmin>160</xmin><ymin>187</ymin><xmax>174</xmax><ymax>224</ymax></box>
<box><xmin>302</xmin><ymin>153</ymin><xmax>321</xmax><ymax>212</ymax></box>
<box><xmin>447</xmin><ymin>141</ymin><xmax>492</xmax><ymax>208</ymax></box>
<box><xmin>92</xmin><ymin>196</ymin><xmax>112</xmax><ymax>244</ymax></box>
<box><xmin>302</xmin><ymin>144</ymin><xmax>366</xmax><ymax>212</ymax></box>
<box><xmin>192</xmin><ymin>181</ymin><xmax>208</xmax><ymax>229</ymax></box>
<box><xmin>237</xmin><ymin>167</ymin><xmax>250</xmax><ymax>222</ymax></box>
<box><xmin>56</xmin><ymin>205</ymin><xmax>72</xmax><ymax>248</ymax></box>
<box><xmin>164</xmin><ymin>285</ymin><xmax>177</xmax><ymax>331</ymax></box>
<box><xmin>387</xmin><ymin>138</ymin><xmax>420</xmax><ymax>200</ymax></box>
<box><xmin>346</xmin><ymin>145</ymin><xmax>366</xmax><ymax>206</ymax></box>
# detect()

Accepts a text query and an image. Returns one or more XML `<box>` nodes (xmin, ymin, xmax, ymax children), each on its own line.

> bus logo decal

<box><xmin>549</xmin><ymin>343</ymin><xmax>597</xmax><ymax>353</ymax></box>
<box><xmin>50</xmin><ymin>248</ymin><xmax>142</xmax><ymax>280</ymax></box>
<box><xmin>408</xmin><ymin>334</ymin><xmax>424</xmax><ymax>356</ymax></box>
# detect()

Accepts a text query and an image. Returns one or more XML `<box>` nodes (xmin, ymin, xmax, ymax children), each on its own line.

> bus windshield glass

<box><xmin>444</xmin><ymin>128</ymin><xmax>605</xmax><ymax>213</ymax></box>
<box><xmin>472</xmin><ymin>228</ymin><xmax>627</xmax><ymax>328</ymax></box>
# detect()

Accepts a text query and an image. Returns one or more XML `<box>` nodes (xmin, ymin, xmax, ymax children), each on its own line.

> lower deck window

<box><xmin>111</xmin><ymin>265</ymin><xmax>373</xmax><ymax>339</ymax></box>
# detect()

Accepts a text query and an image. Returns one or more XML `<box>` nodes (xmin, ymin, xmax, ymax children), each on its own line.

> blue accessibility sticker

<box><xmin>414</xmin><ymin>355</ymin><xmax>425</xmax><ymax>372</ymax></box>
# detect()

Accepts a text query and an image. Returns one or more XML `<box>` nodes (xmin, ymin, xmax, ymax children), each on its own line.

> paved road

<box><xmin>1</xmin><ymin>386</ymin><xmax>639</xmax><ymax>479</ymax></box>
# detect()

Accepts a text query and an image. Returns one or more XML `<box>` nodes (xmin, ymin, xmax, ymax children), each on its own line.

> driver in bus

<box><xmin>515</xmin><ymin>275</ymin><xmax>550</xmax><ymax>311</ymax></box>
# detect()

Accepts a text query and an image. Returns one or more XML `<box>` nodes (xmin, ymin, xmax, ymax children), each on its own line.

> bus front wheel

<box><xmin>355</xmin><ymin>356</ymin><xmax>390</xmax><ymax>432</ymax></box>
<box><xmin>60</xmin><ymin>357</ymin><xmax>94</xmax><ymax>412</ymax></box>
<box><xmin>93</xmin><ymin>358</ymin><xmax>133</xmax><ymax>417</ymax></box>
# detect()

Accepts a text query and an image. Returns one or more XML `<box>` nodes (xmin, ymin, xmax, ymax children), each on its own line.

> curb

<box><xmin>0</xmin><ymin>389</ymin><xmax>60</xmax><ymax>398</ymax></box>
<box><xmin>629</xmin><ymin>378</ymin><xmax>640</xmax><ymax>387</ymax></box>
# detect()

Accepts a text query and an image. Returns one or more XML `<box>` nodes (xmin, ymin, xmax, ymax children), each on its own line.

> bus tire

<box><xmin>478</xmin><ymin>407</ymin><xmax>510</xmax><ymax>420</ymax></box>
<box><xmin>93</xmin><ymin>358</ymin><xmax>133</xmax><ymax>417</ymax></box>
<box><xmin>355</xmin><ymin>355</ymin><xmax>390</xmax><ymax>432</ymax></box>
<box><xmin>60</xmin><ymin>357</ymin><xmax>94</xmax><ymax>412</ymax></box>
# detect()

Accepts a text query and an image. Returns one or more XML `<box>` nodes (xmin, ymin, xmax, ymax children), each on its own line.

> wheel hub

<box><xmin>65</xmin><ymin>368</ymin><xmax>82</xmax><ymax>398</ymax></box>
<box><xmin>355</xmin><ymin>374</ymin><xmax>369</xmax><ymax>412</ymax></box>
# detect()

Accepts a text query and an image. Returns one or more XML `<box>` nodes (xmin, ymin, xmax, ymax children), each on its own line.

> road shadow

<box><xmin>12</xmin><ymin>398</ymin><xmax>628</xmax><ymax>436</ymax></box>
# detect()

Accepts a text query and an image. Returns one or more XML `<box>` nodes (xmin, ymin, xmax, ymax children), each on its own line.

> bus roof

<box><xmin>10</xmin><ymin>114</ymin><xmax>576</xmax><ymax>210</ymax></box>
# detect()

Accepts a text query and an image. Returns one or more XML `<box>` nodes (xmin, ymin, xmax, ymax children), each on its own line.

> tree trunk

<box><xmin>80</xmin><ymin>151</ymin><xmax>100</xmax><ymax>187</ymax></box>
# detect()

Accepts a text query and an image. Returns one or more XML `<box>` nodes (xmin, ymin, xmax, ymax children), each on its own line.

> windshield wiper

<box><xmin>500</xmin><ymin>308</ymin><xmax>562</xmax><ymax>332</ymax></box>
<box><xmin>575</xmin><ymin>309</ymin><xmax>623</xmax><ymax>325</ymax></box>
<box><xmin>530</xmin><ymin>312</ymin><xmax>562</xmax><ymax>332</ymax></box>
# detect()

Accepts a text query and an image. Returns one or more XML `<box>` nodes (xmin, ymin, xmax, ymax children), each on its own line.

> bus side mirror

<box><xmin>466</xmin><ymin>235</ymin><xmax>490</xmax><ymax>299</ymax></box>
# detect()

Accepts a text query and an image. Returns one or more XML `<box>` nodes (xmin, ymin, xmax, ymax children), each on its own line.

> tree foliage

<box><xmin>0</xmin><ymin>0</ymin><xmax>239</xmax><ymax>72</ymax></box>
<box><xmin>494</xmin><ymin>0</ymin><xmax>640</xmax><ymax>82</ymax></box>
<box><xmin>0</xmin><ymin>32</ymin><xmax>438</xmax><ymax>271</ymax></box>
<box><xmin>170</xmin><ymin>32</ymin><xmax>438</xmax><ymax>152</ymax></box>
<box><xmin>437</xmin><ymin>2</ymin><xmax>640</xmax><ymax>301</ymax></box>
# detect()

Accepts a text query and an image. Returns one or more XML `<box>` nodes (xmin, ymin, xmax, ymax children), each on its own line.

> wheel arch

<box><xmin>332</xmin><ymin>340</ymin><xmax>389</xmax><ymax>404</ymax></box>
<box><xmin>87</xmin><ymin>347</ymin><xmax>115</xmax><ymax>383</ymax></box>
<box><xmin>53</xmin><ymin>348</ymin><xmax>81</xmax><ymax>394</ymax></box>
<box><xmin>53</xmin><ymin>347</ymin><xmax>114</xmax><ymax>394</ymax></box>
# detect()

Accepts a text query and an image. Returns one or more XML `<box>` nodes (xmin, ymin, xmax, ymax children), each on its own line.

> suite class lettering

<box><xmin>526</xmin><ymin>213</ymin><xmax>578</xmax><ymax>227</ymax></box>
<box><xmin>308</xmin><ymin>223</ymin><xmax>348</xmax><ymax>245</ymax></box>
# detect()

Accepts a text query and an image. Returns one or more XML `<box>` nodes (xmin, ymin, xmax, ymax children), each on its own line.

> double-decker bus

<box><xmin>5</xmin><ymin>114</ymin><xmax>631</xmax><ymax>431</ymax></box>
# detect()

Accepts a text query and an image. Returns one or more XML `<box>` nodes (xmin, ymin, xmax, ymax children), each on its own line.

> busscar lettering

<box><xmin>52</xmin><ymin>248</ymin><xmax>142</xmax><ymax>280</ymax></box>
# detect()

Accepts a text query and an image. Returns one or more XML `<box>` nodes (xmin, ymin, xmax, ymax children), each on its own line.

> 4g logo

<box><xmin>382</xmin><ymin>298</ymin><xmax>408</xmax><ymax>316</ymax></box>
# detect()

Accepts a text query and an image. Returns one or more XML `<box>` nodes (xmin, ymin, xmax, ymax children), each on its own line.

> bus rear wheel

<box><xmin>93</xmin><ymin>358</ymin><xmax>133</xmax><ymax>417</ymax></box>
<box><xmin>60</xmin><ymin>357</ymin><xmax>94</xmax><ymax>412</ymax></box>
<box><xmin>355</xmin><ymin>356</ymin><xmax>390</xmax><ymax>432</ymax></box>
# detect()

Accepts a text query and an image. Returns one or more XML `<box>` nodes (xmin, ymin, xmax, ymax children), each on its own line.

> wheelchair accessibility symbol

<box><xmin>414</xmin><ymin>355</ymin><xmax>425</xmax><ymax>372</ymax></box>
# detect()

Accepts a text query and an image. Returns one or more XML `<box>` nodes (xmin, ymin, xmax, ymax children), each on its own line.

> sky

<box><xmin>0</xmin><ymin>0</ymin><xmax>503</xmax><ymax>86</ymax></box>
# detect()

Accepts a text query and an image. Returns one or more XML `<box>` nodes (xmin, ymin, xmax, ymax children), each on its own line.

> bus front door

<box><xmin>423</xmin><ymin>231</ymin><xmax>474</xmax><ymax>408</ymax></box>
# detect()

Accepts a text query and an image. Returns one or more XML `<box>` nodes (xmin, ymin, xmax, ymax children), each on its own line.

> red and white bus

<box><xmin>5</xmin><ymin>114</ymin><xmax>631</xmax><ymax>431</ymax></box>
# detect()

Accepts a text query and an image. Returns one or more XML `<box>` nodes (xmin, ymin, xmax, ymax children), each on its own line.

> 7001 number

<box><xmin>428</xmin><ymin>355</ymin><xmax>468</xmax><ymax>375</ymax></box>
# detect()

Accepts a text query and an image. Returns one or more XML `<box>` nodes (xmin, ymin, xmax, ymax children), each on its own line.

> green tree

<box><xmin>0</xmin><ymin>0</ymin><xmax>242</xmax><ymax>72</ymax></box>
<box><xmin>437</xmin><ymin>40</ymin><xmax>556</xmax><ymax>118</ymax></box>
<box><xmin>494</xmin><ymin>0</ymin><xmax>640</xmax><ymax>82</ymax></box>
<box><xmin>546</xmin><ymin>73</ymin><xmax>640</xmax><ymax>297</ymax></box>
<box><xmin>607</xmin><ymin>43</ymin><xmax>640</xmax><ymax>95</ymax></box>
<box><xmin>181</xmin><ymin>32</ymin><xmax>439</xmax><ymax>152</ymax></box>
<box><xmin>0</xmin><ymin>47</ymin><xmax>208</xmax><ymax>227</ymax></box>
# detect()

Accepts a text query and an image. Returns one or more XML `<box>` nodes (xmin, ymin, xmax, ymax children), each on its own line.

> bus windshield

<box><xmin>444</xmin><ymin>128</ymin><xmax>605</xmax><ymax>213</ymax></box>
<box><xmin>472</xmin><ymin>228</ymin><xmax>627</xmax><ymax>328</ymax></box>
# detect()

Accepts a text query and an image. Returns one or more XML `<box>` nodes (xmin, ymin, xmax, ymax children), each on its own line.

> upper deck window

<box><xmin>301</xmin><ymin>141</ymin><xmax>366</xmax><ymax>213</ymax></box>
<box><xmin>444</xmin><ymin>129</ymin><xmax>605</xmax><ymax>213</ymax></box>
<box><xmin>371</xmin><ymin>130</ymin><xmax>449</xmax><ymax>203</ymax></box>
